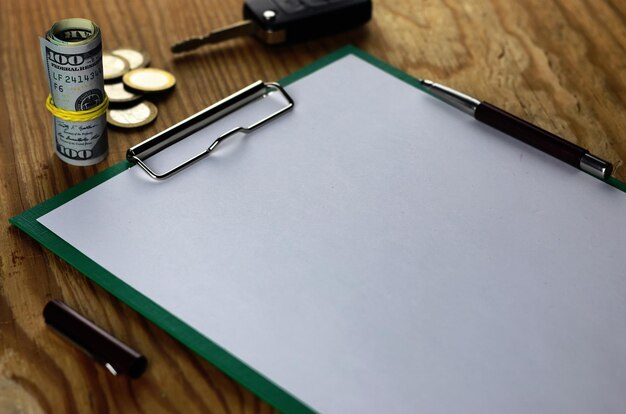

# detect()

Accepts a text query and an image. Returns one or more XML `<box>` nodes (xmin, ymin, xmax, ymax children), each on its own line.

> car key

<box><xmin>171</xmin><ymin>0</ymin><xmax>372</xmax><ymax>53</ymax></box>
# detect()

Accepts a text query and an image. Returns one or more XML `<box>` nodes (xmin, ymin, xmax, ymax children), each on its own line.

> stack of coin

<box><xmin>103</xmin><ymin>47</ymin><xmax>176</xmax><ymax>128</ymax></box>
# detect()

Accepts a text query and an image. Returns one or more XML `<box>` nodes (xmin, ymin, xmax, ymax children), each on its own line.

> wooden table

<box><xmin>1</xmin><ymin>0</ymin><xmax>624</xmax><ymax>412</ymax></box>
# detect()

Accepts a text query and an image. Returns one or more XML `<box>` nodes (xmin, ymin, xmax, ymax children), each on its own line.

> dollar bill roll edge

<box><xmin>40</xmin><ymin>18</ymin><xmax>108</xmax><ymax>166</ymax></box>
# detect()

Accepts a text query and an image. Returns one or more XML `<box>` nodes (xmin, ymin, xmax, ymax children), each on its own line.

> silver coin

<box><xmin>102</xmin><ymin>52</ymin><xmax>130</xmax><ymax>80</ymax></box>
<box><xmin>104</xmin><ymin>82</ymin><xmax>143</xmax><ymax>104</ymax></box>
<box><xmin>111</xmin><ymin>48</ymin><xmax>150</xmax><ymax>70</ymax></box>
<box><xmin>123</xmin><ymin>68</ymin><xmax>176</xmax><ymax>93</ymax></box>
<box><xmin>107</xmin><ymin>101</ymin><xmax>158</xmax><ymax>128</ymax></box>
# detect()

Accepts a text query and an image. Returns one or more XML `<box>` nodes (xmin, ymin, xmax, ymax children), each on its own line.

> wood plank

<box><xmin>2</xmin><ymin>0</ymin><xmax>625</xmax><ymax>412</ymax></box>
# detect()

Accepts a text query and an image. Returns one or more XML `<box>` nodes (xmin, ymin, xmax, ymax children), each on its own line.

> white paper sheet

<box><xmin>39</xmin><ymin>54</ymin><xmax>626</xmax><ymax>413</ymax></box>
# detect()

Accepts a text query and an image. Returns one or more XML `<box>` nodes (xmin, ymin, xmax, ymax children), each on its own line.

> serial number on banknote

<box><xmin>49</xmin><ymin>70</ymin><xmax>103</xmax><ymax>92</ymax></box>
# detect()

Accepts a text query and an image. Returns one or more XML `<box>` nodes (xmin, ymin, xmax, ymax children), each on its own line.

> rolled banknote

<box><xmin>40</xmin><ymin>18</ymin><xmax>108</xmax><ymax>165</ymax></box>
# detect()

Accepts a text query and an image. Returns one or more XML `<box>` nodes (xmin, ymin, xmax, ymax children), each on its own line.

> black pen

<box><xmin>44</xmin><ymin>300</ymin><xmax>147</xmax><ymax>378</ymax></box>
<box><xmin>419</xmin><ymin>80</ymin><xmax>613</xmax><ymax>180</ymax></box>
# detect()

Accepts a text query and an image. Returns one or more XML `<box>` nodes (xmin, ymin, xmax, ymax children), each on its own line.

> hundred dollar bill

<box><xmin>40</xmin><ymin>18</ymin><xmax>108</xmax><ymax>165</ymax></box>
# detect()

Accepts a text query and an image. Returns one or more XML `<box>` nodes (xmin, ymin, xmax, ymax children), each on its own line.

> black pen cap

<box><xmin>43</xmin><ymin>300</ymin><xmax>147</xmax><ymax>378</ymax></box>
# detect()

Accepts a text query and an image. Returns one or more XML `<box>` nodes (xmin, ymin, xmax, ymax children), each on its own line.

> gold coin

<box><xmin>104</xmin><ymin>82</ymin><xmax>143</xmax><ymax>104</ymax></box>
<box><xmin>123</xmin><ymin>68</ymin><xmax>176</xmax><ymax>93</ymax></box>
<box><xmin>107</xmin><ymin>101</ymin><xmax>158</xmax><ymax>128</ymax></box>
<box><xmin>102</xmin><ymin>52</ymin><xmax>130</xmax><ymax>81</ymax></box>
<box><xmin>111</xmin><ymin>48</ymin><xmax>150</xmax><ymax>70</ymax></box>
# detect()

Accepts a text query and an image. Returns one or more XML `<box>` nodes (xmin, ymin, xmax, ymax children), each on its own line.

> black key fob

<box><xmin>244</xmin><ymin>0</ymin><xmax>372</xmax><ymax>43</ymax></box>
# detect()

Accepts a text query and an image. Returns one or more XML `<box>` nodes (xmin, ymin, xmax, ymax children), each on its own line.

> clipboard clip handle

<box><xmin>126</xmin><ymin>81</ymin><xmax>294</xmax><ymax>180</ymax></box>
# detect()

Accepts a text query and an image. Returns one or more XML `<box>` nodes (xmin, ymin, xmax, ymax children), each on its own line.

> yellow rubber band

<box><xmin>46</xmin><ymin>94</ymin><xmax>109</xmax><ymax>122</ymax></box>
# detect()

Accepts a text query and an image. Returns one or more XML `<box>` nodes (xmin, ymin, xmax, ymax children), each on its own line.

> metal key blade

<box><xmin>171</xmin><ymin>20</ymin><xmax>257</xmax><ymax>53</ymax></box>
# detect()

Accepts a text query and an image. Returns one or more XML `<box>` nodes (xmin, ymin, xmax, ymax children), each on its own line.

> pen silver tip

<box><xmin>419</xmin><ymin>80</ymin><xmax>480</xmax><ymax>115</ymax></box>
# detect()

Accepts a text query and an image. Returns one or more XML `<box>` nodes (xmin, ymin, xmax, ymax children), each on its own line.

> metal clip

<box><xmin>126</xmin><ymin>81</ymin><xmax>294</xmax><ymax>180</ymax></box>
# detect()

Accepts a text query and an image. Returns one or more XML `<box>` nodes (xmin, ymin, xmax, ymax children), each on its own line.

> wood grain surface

<box><xmin>1</xmin><ymin>0</ymin><xmax>625</xmax><ymax>412</ymax></box>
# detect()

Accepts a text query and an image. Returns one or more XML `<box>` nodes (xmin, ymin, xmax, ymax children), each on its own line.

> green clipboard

<box><xmin>10</xmin><ymin>46</ymin><xmax>626</xmax><ymax>413</ymax></box>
